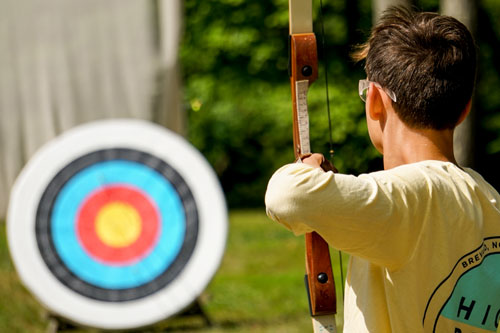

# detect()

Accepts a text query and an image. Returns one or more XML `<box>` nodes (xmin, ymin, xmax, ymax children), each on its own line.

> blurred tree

<box><xmin>441</xmin><ymin>0</ymin><xmax>477</xmax><ymax>168</ymax></box>
<box><xmin>472</xmin><ymin>1</ymin><xmax>500</xmax><ymax>189</ymax></box>
<box><xmin>181</xmin><ymin>0</ymin><xmax>374</xmax><ymax>207</ymax></box>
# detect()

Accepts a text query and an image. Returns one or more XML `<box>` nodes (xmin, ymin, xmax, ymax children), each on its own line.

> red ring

<box><xmin>76</xmin><ymin>185</ymin><xmax>160</xmax><ymax>265</ymax></box>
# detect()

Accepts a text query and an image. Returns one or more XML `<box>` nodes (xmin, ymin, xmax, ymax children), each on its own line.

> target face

<box><xmin>8</xmin><ymin>120</ymin><xmax>227</xmax><ymax>329</ymax></box>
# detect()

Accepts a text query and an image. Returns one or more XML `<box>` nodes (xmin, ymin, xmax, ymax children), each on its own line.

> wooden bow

<box><xmin>288</xmin><ymin>1</ymin><xmax>338</xmax><ymax>332</ymax></box>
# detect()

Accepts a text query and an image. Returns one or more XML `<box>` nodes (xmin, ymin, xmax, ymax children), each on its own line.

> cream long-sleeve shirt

<box><xmin>265</xmin><ymin>160</ymin><xmax>500</xmax><ymax>332</ymax></box>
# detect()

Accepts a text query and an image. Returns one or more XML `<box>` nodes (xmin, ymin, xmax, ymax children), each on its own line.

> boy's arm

<box><xmin>265</xmin><ymin>162</ymin><xmax>422</xmax><ymax>269</ymax></box>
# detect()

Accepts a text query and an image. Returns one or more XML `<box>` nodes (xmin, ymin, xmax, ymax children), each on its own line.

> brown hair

<box><xmin>353</xmin><ymin>6</ymin><xmax>477</xmax><ymax>130</ymax></box>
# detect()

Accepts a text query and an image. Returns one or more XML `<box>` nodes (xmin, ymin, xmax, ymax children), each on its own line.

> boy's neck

<box><xmin>382</xmin><ymin>122</ymin><xmax>457</xmax><ymax>170</ymax></box>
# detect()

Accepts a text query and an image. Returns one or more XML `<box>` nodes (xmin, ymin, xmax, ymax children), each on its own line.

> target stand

<box><xmin>8</xmin><ymin>119</ymin><xmax>227</xmax><ymax>330</ymax></box>
<box><xmin>45</xmin><ymin>298</ymin><xmax>212</xmax><ymax>332</ymax></box>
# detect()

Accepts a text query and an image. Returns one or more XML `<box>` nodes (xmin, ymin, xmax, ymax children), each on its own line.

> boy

<box><xmin>265</xmin><ymin>6</ymin><xmax>500</xmax><ymax>333</ymax></box>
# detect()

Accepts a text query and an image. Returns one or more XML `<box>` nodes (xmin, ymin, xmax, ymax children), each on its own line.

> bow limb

<box><xmin>289</xmin><ymin>1</ymin><xmax>338</xmax><ymax>332</ymax></box>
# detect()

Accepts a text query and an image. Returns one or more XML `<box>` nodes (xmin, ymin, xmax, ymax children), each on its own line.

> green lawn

<box><xmin>0</xmin><ymin>210</ymin><xmax>347</xmax><ymax>332</ymax></box>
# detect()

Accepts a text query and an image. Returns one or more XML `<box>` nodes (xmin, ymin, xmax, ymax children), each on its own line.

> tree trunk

<box><xmin>441</xmin><ymin>0</ymin><xmax>477</xmax><ymax>167</ymax></box>
<box><xmin>154</xmin><ymin>0</ymin><xmax>185</xmax><ymax>136</ymax></box>
<box><xmin>372</xmin><ymin>0</ymin><xmax>411</xmax><ymax>22</ymax></box>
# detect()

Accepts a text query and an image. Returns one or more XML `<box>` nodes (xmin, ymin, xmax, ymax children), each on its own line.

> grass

<box><xmin>0</xmin><ymin>210</ymin><xmax>347</xmax><ymax>332</ymax></box>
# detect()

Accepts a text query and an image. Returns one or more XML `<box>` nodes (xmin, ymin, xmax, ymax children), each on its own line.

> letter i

<box><xmin>482</xmin><ymin>305</ymin><xmax>491</xmax><ymax>325</ymax></box>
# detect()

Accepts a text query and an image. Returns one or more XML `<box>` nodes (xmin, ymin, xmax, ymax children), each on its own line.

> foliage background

<box><xmin>3</xmin><ymin>1</ymin><xmax>500</xmax><ymax>332</ymax></box>
<box><xmin>180</xmin><ymin>0</ymin><xmax>500</xmax><ymax>208</ymax></box>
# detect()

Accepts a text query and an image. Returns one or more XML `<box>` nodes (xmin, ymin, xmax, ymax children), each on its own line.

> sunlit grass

<box><xmin>0</xmin><ymin>210</ymin><xmax>347</xmax><ymax>332</ymax></box>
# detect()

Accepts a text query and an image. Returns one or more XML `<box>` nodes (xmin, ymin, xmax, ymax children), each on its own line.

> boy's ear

<box><xmin>367</xmin><ymin>82</ymin><xmax>384</xmax><ymax>121</ymax></box>
<box><xmin>456</xmin><ymin>99</ymin><xmax>472</xmax><ymax>126</ymax></box>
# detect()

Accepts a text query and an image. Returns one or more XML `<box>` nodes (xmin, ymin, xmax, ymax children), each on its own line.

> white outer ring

<box><xmin>7</xmin><ymin>119</ymin><xmax>228</xmax><ymax>329</ymax></box>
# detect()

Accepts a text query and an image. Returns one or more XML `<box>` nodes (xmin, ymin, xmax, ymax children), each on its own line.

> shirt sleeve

<box><xmin>265</xmin><ymin>162</ymin><xmax>429</xmax><ymax>269</ymax></box>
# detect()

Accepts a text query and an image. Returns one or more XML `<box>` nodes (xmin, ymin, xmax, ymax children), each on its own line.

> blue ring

<box><xmin>51</xmin><ymin>161</ymin><xmax>185</xmax><ymax>289</ymax></box>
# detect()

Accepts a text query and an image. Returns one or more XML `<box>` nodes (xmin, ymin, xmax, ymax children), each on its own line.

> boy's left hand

<box><xmin>300</xmin><ymin>153</ymin><xmax>337</xmax><ymax>172</ymax></box>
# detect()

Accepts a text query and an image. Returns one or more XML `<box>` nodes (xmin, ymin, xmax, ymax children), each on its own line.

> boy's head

<box><xmin>353</xmin><ymin>6</ymin><xmax>477</xmax><ymax>130</ymax></box>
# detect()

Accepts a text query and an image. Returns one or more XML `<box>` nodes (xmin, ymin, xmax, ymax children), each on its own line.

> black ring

<box><xmin>35</xmin><ymin>148</ymin><xmax>199</xmax><ymax>302</ymax></box>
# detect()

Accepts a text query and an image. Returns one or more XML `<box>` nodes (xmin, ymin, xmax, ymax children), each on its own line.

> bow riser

<box><xmin>289</xmin><ymin>19</ymin><xmax>337</xmax><ymax>327</ymax></box>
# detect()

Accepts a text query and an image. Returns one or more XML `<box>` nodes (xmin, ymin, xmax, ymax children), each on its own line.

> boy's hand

<box><xmin>300</xmin><ymin>153</ymin><xmax>338</xmax><ymax>172</ymax></box>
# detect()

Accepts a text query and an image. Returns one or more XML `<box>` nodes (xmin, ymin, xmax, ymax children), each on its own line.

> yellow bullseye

<box><xmin>95</xmin><ymin>202</ymin><xmax>142</xmax><ymax>248</ymax></box>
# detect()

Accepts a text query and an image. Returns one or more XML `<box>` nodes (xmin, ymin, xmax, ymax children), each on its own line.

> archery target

<box><xmin>7</xmin><ymin>119</ymin><xmax>227</xmax><ymax>329</ymax></box>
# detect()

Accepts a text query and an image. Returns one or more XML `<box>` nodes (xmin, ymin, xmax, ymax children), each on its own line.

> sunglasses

<box><xmin>359</xmin><ymin>79</ymin><xmax>397</xmax><ymax>103</ymax></box>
